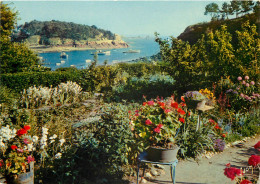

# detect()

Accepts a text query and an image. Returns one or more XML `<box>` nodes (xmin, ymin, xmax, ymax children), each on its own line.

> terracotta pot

<box><xmin>146</xmin><ymin>146</ymin><xmax>179</xmax><ymax>162</ymax></box>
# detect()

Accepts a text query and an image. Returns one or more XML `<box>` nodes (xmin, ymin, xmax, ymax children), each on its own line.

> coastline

<box><xmin>30</xmin><ymin>41</ymin><xmax>129</xmax><ymax>53</ymax></box>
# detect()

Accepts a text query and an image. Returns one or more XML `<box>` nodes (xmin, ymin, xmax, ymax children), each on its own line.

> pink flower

<box><xmin>242</xmin><ymin>81</ymin><xmax>246</xmax><ymax>85</ymax></box>
<box><xmin>17</xmin><ymin>148</ymin><xmax>24</xmax><ymax>153</ymax></box>
<box><xmin>23</xmin><ymin>138</ymin><xmax>30</xmax><ymax>144</ymax></box>
<box><xmin>157</xmin><ymin>124</ymin><xmax>163</xmax><ymax>128</ymax></box>
<box><xmin>240</xmin><ymin>179</ymin><xmax>252</xmax><ymax>184</ymax></box>
<box><xmin>237</xmin><ymin>76</ymin><xmax>242</xmax><ymax>81</ymax></box>
<box><xmin>147</xmin><ymin>101</ymin><xmax>154</xmax><ymax>106</ymax></box>
<box><xmin>250</xmin><ymin>81</ymin><xmax>255</xmax><ymax>85</ymax></box>
<box><xmin>240</xmin><ymin>93</ymin><xmax>245</xmax><ymax>98</ymax></box>
<box><xmin>248</xmin><ymin>155</ymin><xmax>260</xmax><ymax>167</ymax></box>
<box><xmin>153</xmin><ymin>127</ymin><xmax>161</xmax><ymax>133</ymax></box>
<box><xmin>164</xmin><ymin>109</ymin><xmax>171</xmax><ymax>113</ymax></box>
<box><xmin>245</xmin><ymin>76</ymin><xmax>249</xmax><ymax>80</ymax></box>
<box><xmin>26</xmin><ymin>155</ymin><xmax>35</xmax><ymax>163</ymax></box>
<box><xmin>246</xmin><ymin>83</ymin><xmax>250</xmax><ymax>87</ymax></box>
<box><xmin>145</xmin><ymin>119</ymin><xmax>152</xmax><ymax>125</ymax></box>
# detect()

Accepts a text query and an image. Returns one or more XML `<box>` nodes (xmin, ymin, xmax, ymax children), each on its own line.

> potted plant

<box><xmin>184</xmin><ymin>91</ymin><xmax>207</xmax><ymax>110</ymax></box>
<box><xmin>131</xmin><ymin>96</ymin><xmax>186</xmax><ymax>162</ymax></box>
<box><xmin>0</xmin><ymin>125</ymin><xmax>65</xmax><ymax>184</ymax></box>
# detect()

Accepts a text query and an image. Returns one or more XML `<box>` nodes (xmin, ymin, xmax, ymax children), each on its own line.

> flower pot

<box><xmin>185</xmin><ymin>99</ymin><xmax>206</xmax><ymax>110</ymax></box>
<box><xmin>146</xmin><ymin>146</ymin><xmax>179</xmax><ymax>162</ymax></box>
<box><xmin>9</xmin><ymin>162</ymin><xmax>34</xmax><ymax>184</ymax></box>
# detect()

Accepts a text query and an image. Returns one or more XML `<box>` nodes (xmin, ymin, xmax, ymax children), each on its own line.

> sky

<box><xmin>6</xmin><ymin>1</ymin><xmax>226</xmax><ymax>37</ymax></box>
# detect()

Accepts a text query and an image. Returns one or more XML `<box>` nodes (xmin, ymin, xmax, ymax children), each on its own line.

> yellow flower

<box><xmin>139</xmin><ymin>132</ymin><xmax>146</xmax><ymax>138</ymax></box>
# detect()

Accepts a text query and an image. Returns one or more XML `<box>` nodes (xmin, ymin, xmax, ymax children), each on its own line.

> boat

<box><xmin>56</xmin><ymin>63</ymin><xmax>61</xmax><ymax>66</ymax></box>
<box><xmin>60</xmin><ymin>51</ymin><xmax>68</xmax><ymax>59</ymax></box>
<box><xmin>85</xmin><ymin>59</ymin><xmax>91</xmax><ymax>63</ymax></box>
<box><xmin>90</xmin><ymin>50</ymin><xmax>111</xmax><ymax>55</ymax></box>
<box><xmin>123</xmin><ymin>49</ymin><xmax>140</xmax><ymax>53</ymax></box>
<box><xmin>60</xmin><ymin>60</ymin><xmax>65</xmax><ymax>64</ymax></box>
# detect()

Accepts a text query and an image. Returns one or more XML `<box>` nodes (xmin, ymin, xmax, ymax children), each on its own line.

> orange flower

<box><xmin>181</xmin><ymin>96</ymin><xmax>185</xmax><ymax>102</ymax></box>
<box><xmin>222</xmin><ymin>134</ymin><xmax>226</xmax><ymax>138</ymax></box>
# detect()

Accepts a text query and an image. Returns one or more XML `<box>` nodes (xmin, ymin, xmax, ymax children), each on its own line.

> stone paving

<box><xmin>138</xmin><ymin>135</ymin><xmax>260</xmax><ymax>184</ymax></box>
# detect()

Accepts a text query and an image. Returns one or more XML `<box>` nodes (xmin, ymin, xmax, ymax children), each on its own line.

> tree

<box><xmin>204</xmin><ymin>3</ymin><xmax>220</xmax><ymax>20</ymax></box>
<box><xmin>230</xmin><ymin>0</ymin><xmax>242</xmax><ymax>18</ymax></box>
<box><xmin>241</xmin><ymin>0</ymin><xmax>255</xmax><ymax>15</ymax></box>
<box><xmin>0</xmin><ymin>2</ymin><xmax>17</xmax><ymax>38</ymax></box>
<box><xmin>220</xmin><ymin>2</ymin><xmax>232</xmax><ymax>19</ymax></box>
<box><xmin>0</xmin><ymin>3</ymin><xmax>41</xmax><ymax>73</ymax></box>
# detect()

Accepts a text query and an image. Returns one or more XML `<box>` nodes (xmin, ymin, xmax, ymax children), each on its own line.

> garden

<box><xmin>1</xmin><ymin>2</ymin><xmax>260</xmax><ymax>184</ymax></box>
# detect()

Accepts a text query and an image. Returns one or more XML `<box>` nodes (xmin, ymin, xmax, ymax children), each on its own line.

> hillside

<box><xmin>12</xmin><ymin>20</ymin><xmax>128</xmax><ymax>51</ymax></box>
<box><xmin>177</xmin><ymin>13</ymin><xmax>259</xmax><ymax>45</ymax></box>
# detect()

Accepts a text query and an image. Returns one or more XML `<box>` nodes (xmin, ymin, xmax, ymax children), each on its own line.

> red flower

<box><xmin>240</xmin><ymin>180</ymin><xmax>252</xmax><ymax>184</ymax></box>
<box><xmin>164</xmin><ymin>109</ymin><xmax>171</xmax><ymax>113</ymax></box>
<box><xmin>147</xmin><ymin>101</ymin><xmax>154</xmax><ymax>106</ymax></box>
<box><xmin>143</xmin><ymin>102</ymin><xmax>147</xmax><ymax>106</ymax></box>
<box><xmin>128</xmin><ymin>111</ymin><xmax>131</xmax><ymax>114</ymax></box>
<box><xmin>158</xmin><ymin>101</ymin><xmax>165</xmax><ymax>108</ymax></box>
<box><xmin>145</xmin><ymin>119</ymin><xmax>152</xmax><ymax>125</ymax></box>
<box><xmin>226</xmin><ymin>163</ymin><xmax>231</xmax><ymax>167</ymax></box>
<box><xmin>254</xmin><ymin>141</ymin><xmax>260</xmax><ymax>151</ymax></box>
<box><xmin>248</xmin><ymin>155</ymin><xmax>260</xmax><ymax>167</ymax></box>
<box><xmin>179</xmin><ymin>118</ymin><xmax>185</xmax><ymax>123</ymax></box>
<box><xmin>181</xmin><ymin>96</ymin><xmax>185</xmax><ymax>102</ymax></box>
<box><xmin>0</xmin><ymin>160</ymin><xmax>3</xmax><ymax>168</ymax></box>
<box><xmin>157</xmin><ymin>124</ymin><xmax>163</xmax><ymax>128</ymax></box>
<box><xmin>222</xmin><ymin>134</ymin><xmax>226</xmax><ymax>138</ymax></box>
<box><xmin>153</xmin><ymin>127</ymin><xmax>161</xmax><ymax>133</ymax></box>
<box><xmin>10</xmin><ymin>145</ymin><xmax>17</xmax><ymax>150</ymax></box>
<box><xmin>224</xmin><ymin>167</ymin><xmax>243</xmax><ymax>180</ymax></box>
<box><xmin>177</xmin><ymin>108</ymin><xmax>185</xmax><ymax>115</ymax></box>
<box><xmin>171</xmin><ymin>102</ymin><xmax>178</xmax><ymax>109</ymax></box>
<box><xmin>16</xmin><ymin>128</ymin><xmax>27</xmax><ymax>137</ymax></box>
<box><xmin>23</xmin><ymin>125</ymin><xmax>31</xmax><ymax>131</ymax></box>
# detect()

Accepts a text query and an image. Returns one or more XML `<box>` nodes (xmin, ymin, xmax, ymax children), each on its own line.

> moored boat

<box><xmin>60</xmin><ymin>51</ymin><xmax>68</xmax><ymax>58</ymax></box>
<box><xmin>91</xmin><ymin>50</ymin><xmax>111</xmax><ymax>55</ymax></box>
<box><xmin>123</xmin><ymin>49</ymin><xmax>140</xmax><ymax>53</ymax></box>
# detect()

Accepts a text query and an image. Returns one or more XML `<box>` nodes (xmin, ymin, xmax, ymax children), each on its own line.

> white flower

<box><xmin>0</xmin><ymin>141</ymin><xmax>5</xmax><ymax>148</ymax></box>
<box><xmin>59</xmin><ymin>139</ymin><xmax>65</xmax><ymax>146</ymax></box>
<box><xmin>42</xmin><ymin>127</ymin><xmax>48</xmax><ymax>135</ymax></box>
<box><xmin>32</xmin><ymin>136</ymin><xmax>39</xmax><ymax>143</ymax></box>
<box><xmin>49</xmin><ymin>134</ymin><xmax>57</xmax><ymax>140</ymax></box>
<box><xmin>27</xmin><ymin>144</ymin><xmax>33</xmax><ymax>151</ymax></box>
<box><xmin>55</xmin><ymin>152</ymin><xmax>62</xmax><ymax>159</ymax></box>
<box><xmin>50</xmin><ymin>140</ymin><xmax>55</xmax><ymax>144</ymax></box>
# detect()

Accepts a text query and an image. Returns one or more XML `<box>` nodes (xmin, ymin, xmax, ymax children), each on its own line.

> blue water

<box><xmin>40</xmin><ymin>37</ymin><xmax>160</xmax><ymax>70</ymax></box>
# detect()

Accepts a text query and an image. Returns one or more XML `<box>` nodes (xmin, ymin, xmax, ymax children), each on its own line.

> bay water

<box><xmin>40</xmin><ymin>37</ymin><xmax>160</xmax><ymax>70</ymax></box>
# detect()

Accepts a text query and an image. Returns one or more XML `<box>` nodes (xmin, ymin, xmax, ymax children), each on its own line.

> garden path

<box><xmin>138</xmin><ymin>135</ymin><xmax>260</xmax><ymax>184</ymax></box>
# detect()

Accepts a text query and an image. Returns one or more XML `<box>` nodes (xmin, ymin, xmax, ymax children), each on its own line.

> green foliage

<box><xmin>0</xmin><ymin>3</ymin><xmax>43</xmax><ymax>74</ymax></box>
<box><xmin>0</xmin><ymin>2</ymin><xmax>17</xmax><ymax>38</ymax></box>
<box><xmin>204</xmin><ymin>3</ymin><xmax>220</xmax><ymax>20</ymax></box>
<box><xmin>156</xmin><ymin>21</ymin><xmax>259</xmax><ymax>96</ymax></box>
<box><xmin>176</xmin><ymin>114</ymin><xmax>215</xmax><ymax>159</ymax></box>
<box><xmin>110</xmin><ymin>74</ymin><xmax>176</xmax><ymax>102</ymax></box>
<box><xmin>0</xmin><ymin>86</ymin><xmax>18</xmax><ymax>106</ymax></box>
<box><xmin>68</xmin><ymin>102</ymin><xmax>138</xmax><ymax>182</ymax></box>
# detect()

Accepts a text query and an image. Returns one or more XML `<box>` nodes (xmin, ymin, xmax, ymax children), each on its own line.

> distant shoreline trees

<box><xmin>204</xmin><ymin>0</ymin><xmax>259</xmax><ymax>21</ymax></box>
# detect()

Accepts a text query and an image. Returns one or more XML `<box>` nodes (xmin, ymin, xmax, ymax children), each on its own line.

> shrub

<box><xmin>111</xmin><ymin>73</ymin><xmax>176</xmax><ymax>102</ymax></box>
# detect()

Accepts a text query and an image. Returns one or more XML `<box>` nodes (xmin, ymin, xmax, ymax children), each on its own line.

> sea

<box><xmin>39</xmin><ymin>37</ymin><xmax>160</xmax><ymax>70</ymax></box>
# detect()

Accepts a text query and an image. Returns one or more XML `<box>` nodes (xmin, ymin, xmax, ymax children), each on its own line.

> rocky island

<box><xmin>12</xmin><ymin>20</ymin><xmax>129</xmax><ymax>53</ymax></box>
